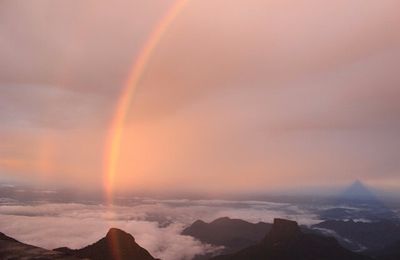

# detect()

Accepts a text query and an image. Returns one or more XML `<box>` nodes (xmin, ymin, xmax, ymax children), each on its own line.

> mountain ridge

<box><xmin>210</xmin><ymin>218</ymin><xmax>372</xmax><ymax>260</ymax></box>
<box><xmin>182</xmin><ymin>216</ymin><xmax>272</xmax><ymax>256</ymax></box>
<box><xmin>54</xmin><ymin>228</ymin><xmax>158</xmax><ymax>260</ymax></box>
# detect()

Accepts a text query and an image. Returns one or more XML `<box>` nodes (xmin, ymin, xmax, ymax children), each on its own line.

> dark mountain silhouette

<box><xmin>210</xmin><ymin>218</ymin><xmax>372</xmax><ymax>260</ymax></box>
<box><xmin>313</xmin><ymin>219</ymin><xmax>400</xmax><ymax>251</ymax></box>
<box><xmin>182</xmin><ymin>217</ymin><xmax>272</xmax><ymax>254</ymax></box>
<box><xmin>0</xmin><ymin>231</ymin><xmax>79</xmax><ymax>259</ymax></box>
<box><xmin>0</xmin><ymin>232</ymin><xmax>18</xmax><ymax>242</ymax></box>
<box><xmin>373</xmin><ymin>240</ymin><xmax>400</xmax><ymax>260</ymax></box>
<box><xmin>317</xmin><ymin>206</ymin><xmax>397</xmax><ymax>221</ymax></box>
<box><xmin>54</xmin><ymin>228</ymin><xmax>158</xmax><ymax>260</ymax></box>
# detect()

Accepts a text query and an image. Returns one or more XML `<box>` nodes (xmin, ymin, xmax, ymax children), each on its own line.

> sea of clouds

<box><xmin>0</xmin><ymin>198</ymin><xmax>322</xmax><ymax>260</ymax></box>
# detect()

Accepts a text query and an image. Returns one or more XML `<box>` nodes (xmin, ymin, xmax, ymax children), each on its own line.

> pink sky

<box><xmin>1</xmin><ymin>0</ymin><xmax>400</xmax><ymax>193</ymax></box>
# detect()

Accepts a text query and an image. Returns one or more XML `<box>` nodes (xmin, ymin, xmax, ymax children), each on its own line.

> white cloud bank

<box><xmin>0</xmin><ymin>199</ymin><xmax>321</xmax><ymax>260</ymax></box>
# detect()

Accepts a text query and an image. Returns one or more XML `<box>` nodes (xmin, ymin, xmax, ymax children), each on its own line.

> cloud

<box><xmin>0</xmin><ymin>84</ymin><xmax>109</xmax><ymax>130</ymax></box>
<box><xmin>0</xmin><ymin>203</ymin><xmax>216</xmax><ymax>260</ymax></box>
<box><xmin>2</xmin><ymin>0</ymin><xmax>400</xmax><ymax>123</ymax></box>
<box><xmin>0</xmin><ymin>1</ymin><xmax>177</xmax><ymax>96</ymax></box>
<box><xmin>0</xmin><ymin>199</ymin><xmax>323</xmax><ymax>259</ymax></box>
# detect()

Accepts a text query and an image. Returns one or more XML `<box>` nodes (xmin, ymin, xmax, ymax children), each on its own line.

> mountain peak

<box><xmin>62</xmin><ymin>228</ymin><xmax>157</xmax><ymax>260</ymax></box>
<box><xmin>264</xmin><ymin>218</ymin><xmax>301</xmax><ymax>244</ymax></box>
<box><xmin>105</xmin><ymin>228</ymin><xmax>136</xmax><ymax>243</ymax></box>
<box><xmin>211</xmin><ymin>217</ymin><xmax>232</xmax><ymax>223</ymax></box>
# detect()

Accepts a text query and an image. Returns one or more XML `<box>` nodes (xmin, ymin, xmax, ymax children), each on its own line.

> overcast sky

<box><xmin>1</xmin><ymin>0</ymin><xmax>400</xmax><ymax>194</ymax></box>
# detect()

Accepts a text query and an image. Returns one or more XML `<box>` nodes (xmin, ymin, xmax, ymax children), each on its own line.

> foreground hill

<box><xmin>210</xmin><ymin>218</ymin><xmax>372</xmax><ymax>260</ymax></box>
<box><xmin>55</xmin><ymin>228</ymin><xmax>158</xmax><ymax>260</ymax></box>
<box><xmin>0</xmin><ymin>232</ymin><xmax>79</xmax><ymax>260</ymax></box>
<box><xmin>182</xmin><ymin>217</ymin><xmax>272</xmax><ymax>255</ymax></box>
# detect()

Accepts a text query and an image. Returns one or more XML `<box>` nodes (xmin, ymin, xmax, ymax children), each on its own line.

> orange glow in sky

<box><xmin>1</xmin><ymin>1</ymin><xmax>400</xmax><ymax>194</ymax></box>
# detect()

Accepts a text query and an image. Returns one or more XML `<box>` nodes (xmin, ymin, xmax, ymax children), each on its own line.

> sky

<box><xmin>1</xmin><ymin>0</ymin><xmax>400</xmax><ymax>194</ymax></box>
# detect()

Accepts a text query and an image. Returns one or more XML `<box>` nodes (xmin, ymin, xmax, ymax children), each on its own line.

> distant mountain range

<box><xmin>209</xmin><ymin>218</ymin><xmax>371</xmax><ymax>260</ymax></box>
<box><xmin>312</xmin><ymin>219</ymin><xmax>400</xmax><ymax>252</ymax></box>
<box><xmin>182</xmin><ymin>217</ymin><xmax>400</xmax><ymax>260</ymax></box>
<box><xmin>182</xmin><ymin>217</ymin><xmax>272</xmax><ymax>255</ymax></box>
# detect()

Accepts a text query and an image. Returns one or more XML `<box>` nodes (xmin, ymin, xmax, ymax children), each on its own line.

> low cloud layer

<box><xmin>0</xmin><ymin>199</ymin><xmax>321</xmax><ymax>259</ymax></box>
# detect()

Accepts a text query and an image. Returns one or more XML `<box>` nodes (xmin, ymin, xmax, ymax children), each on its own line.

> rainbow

<box><xmin>103</xmin><ymin>0</ymin><xmax>188</xmax><ymax>204</ymax></box>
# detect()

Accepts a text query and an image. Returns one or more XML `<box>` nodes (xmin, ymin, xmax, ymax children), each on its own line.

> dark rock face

<box><xmin>182</xmin><ymin>217</ymin><xmax>272</xmax><ymax>255</ymax></box>
<box><xmin>1</xmin><ymin>228</ymin><xmax>157</xmax><ymax>260</ymax></box>
<box><xmin>312</xmin><ymin>219</ymin><xmax>400</xmax><ymax>251</ymax></box>
<box><xmin>374</xmin><ymin>240</ymin><xmax>400</xmax><ymax>260</ymax></box>
<box><xmin>0</xmin><ymin>232</ymin><xmax>79</xmax><ymax>260</ymax></box>
<box><xmin>210</xmin><ymin>218</ymin><xmax>372</xmax><ymax>260</ymax></box>
<box><xmin>263</xmin><ymin>218</ymin><xmax>301</xmax><ymax>245</ymax></box>
<box><xmin>0</xmin><ymin>232</ymin><xmax>18</xmax><ymax>242</ymax></box>
<box><xmin>55</xmin><ymin>228</ymin><xmax>158</xmax><ymax>260</ymax></box>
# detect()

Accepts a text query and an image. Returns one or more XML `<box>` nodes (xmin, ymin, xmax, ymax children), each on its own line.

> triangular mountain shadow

<box><xmin>55</xmin><ymin>228</ymin><xmax>159</xmax><ymax>260</ymax></box>
<box><xmin>339</xmin><ymin>180</ymin><xmax>379</xmax><ymax>202</ymax></box>
<box><xmin>318</xmin><ymin>180</ymin><xmax>398</xmax><ymax>221</ymax></box>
